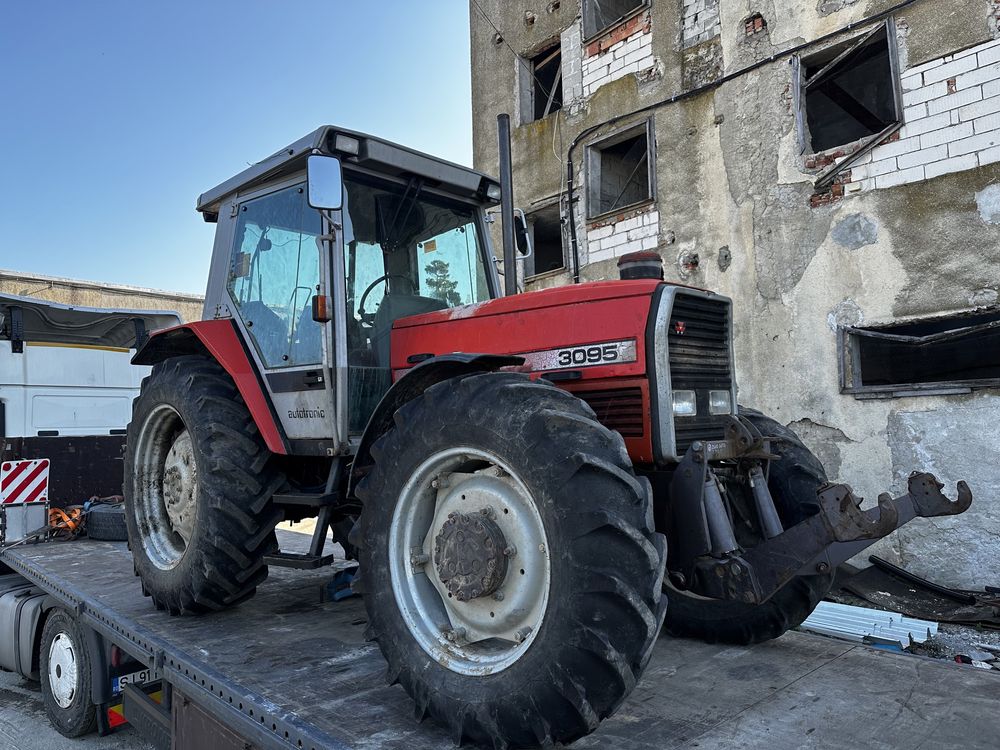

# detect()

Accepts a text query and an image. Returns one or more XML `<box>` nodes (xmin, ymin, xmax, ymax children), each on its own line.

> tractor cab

<box><xmin>195</xmin><ymin>126</ymin><xmax>503</xmax><ymax>446</ymax></box>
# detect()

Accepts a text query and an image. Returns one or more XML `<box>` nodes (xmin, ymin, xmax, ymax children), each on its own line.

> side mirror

<box><xmin>513</xmin><ymin>208</ymin><xmax>533</xmax><ymax>258</ymax></box>
<box><xmin>307</xmin><ymin>154</ymin><xmax>343</xmax><ymax>210</ymax></box>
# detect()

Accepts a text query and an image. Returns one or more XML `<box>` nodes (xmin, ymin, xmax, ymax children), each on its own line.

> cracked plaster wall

<box><xmin>471</xmin><ymin>0</ymin><xmax>1000</xmax><ymax>586</ymax></box>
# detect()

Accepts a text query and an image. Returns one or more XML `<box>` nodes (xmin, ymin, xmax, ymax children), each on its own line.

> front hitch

<box><xmin>678</xmin><ymin>472</ymin><xmax>972</xmax><ymax>605</ymax></box>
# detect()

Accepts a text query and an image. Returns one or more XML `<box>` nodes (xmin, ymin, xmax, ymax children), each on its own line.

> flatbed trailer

<box><xmin>3</xmin><ymin>531</ymin><xmax>1000</xmax><ymax>750</ymax></box>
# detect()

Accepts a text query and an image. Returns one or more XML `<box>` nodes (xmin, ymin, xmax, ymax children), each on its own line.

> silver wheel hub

<box><xmin>162</xmin><ymin>430</ymin><xmax>196</xmax><ymax>545</ymax></box>
<box><xmin>389</xmin><ymin>448</ymin><xmax>550</xmax><ymax>676</ymax></box>
<box><xmin>134</xmin><ymin>405</ymin><xmax>196</xmax><ymax>570</ymax></box>
<box><xmin>48</xmin><ymin>633</ymin><xmax>79</xmax><ymax>709</ymax></box>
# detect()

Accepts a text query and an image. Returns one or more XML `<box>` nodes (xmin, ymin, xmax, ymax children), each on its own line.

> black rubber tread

<box><xmin>39</xmin><ymin>609</ymin><xmax>97</xmax><ymax>738</ymax></box>
<box><xmin>124</xmin><ymin>356</ymin><xmax>284</xmax><ymax>615</ymax></box>
<box><xmin>355</xmin><ymin>372</ymin><xmax>667</xmax><ymax>749</ymax></box>
<box><xmin>662</xmin><ymin>407</ymin><xmax>834</xmax><ymax>645</ymax></box>
<box><xmin>86</xmin><ymin>504</ymin><xmax>129</xmax><ymax>542</ymax></box>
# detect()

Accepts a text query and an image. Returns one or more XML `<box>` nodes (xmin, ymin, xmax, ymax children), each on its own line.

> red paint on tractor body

<box><xmin>138</xmin><ymin>320</ymin><xmax>288</xmax><ymax>455</ymax></box>
<box><xmin>391</xmin><ymin>279</ymin><xmax>668</xmax><ymax>462</ymax></box>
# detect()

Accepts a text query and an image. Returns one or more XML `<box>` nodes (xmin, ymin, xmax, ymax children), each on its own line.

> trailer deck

<box><xmin>3</xmin><ymin>532</ymin><xmax>999</xmax><ymax>750</ymax></box>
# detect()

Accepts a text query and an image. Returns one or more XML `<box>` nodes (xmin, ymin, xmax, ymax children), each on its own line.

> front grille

<box><xmin>578</xmin><ymin>388</ymin><xmax>644</xmax><ymax>437</ymax></box>
<box><xmin>668</xmin><ymin>293</ymin><xmax>733</xmax><ymax>455</ymax></box>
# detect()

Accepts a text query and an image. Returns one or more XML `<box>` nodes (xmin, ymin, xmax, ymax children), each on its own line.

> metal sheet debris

<box><xmin>800</xmin><ymin>601</ymin><xmax>938</xmax><ymax>647</ymax></box>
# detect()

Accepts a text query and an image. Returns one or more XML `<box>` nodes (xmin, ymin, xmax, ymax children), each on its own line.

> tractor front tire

<box><xmin>124</xmin><ymin>356</ymin><xmax>283</xmax><ymax>614</ymax></box>
<box><xmin>662</xmin><ymin>408</ymin><xmax>834</xmax><ymax>645</ymax></box>
<box><xmin>356</xmin><ymin>373</ymin><xmax>667</xmax><ymax>749</ymax></box>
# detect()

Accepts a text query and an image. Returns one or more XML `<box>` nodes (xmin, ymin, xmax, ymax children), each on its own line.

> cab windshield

<box><xmin>343</xmin><ymin>170</ymin><xmax>492</xmax><ymax>430</ymax></box>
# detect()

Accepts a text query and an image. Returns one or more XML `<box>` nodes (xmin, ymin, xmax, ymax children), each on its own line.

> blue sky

<box><xmin>0</xmin><ymin>1</ymin><xmax>476</xmax><ymax>294</ymax></box>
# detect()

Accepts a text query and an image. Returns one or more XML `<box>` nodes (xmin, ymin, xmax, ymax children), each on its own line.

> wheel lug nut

<box><xmin>514</xmin><ymin>627</ymin><xmax>532</xmax><ymax>644</ymax></box>
<box><xmin>493</xmin><ymin>591</ymin><xmax>504</xmax><ymax>601</ymax></box>
<box><xmin>481</xmin><ymin>506</ymin><xmax>496</xmax><ymax>520</ymax></box>
<box><xmin>503</xmin><ymin>545</ymin><xmax>517</xmax><ymax>557</ymax></box>
<box><xmin>410</xmin><ymin>552</ymin><xmax>429</xmax><ymax>568</ymax></box>
<box><xmin>442</xmin><ymin>627</ymin><xmax>466</xmax><ymax>643</ymax></box>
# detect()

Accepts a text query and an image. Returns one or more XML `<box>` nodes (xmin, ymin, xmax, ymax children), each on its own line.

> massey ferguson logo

<box><xmin>673</xmin><ymin>321</ymin><xmax>686</xmax><ymax>335</ymax></box>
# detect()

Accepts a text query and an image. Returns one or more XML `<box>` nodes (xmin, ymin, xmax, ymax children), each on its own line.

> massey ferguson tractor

<box><xmin>124</xmin><ymin>125</ymin><xmax>971</xmax><ymax>749</ymax></box>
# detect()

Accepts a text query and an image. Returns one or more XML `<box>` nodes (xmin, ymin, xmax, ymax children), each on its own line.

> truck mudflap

<box><xmin>669</xmin><ymin>417</ymin><xmax>973</xmax><ymax>605</ymax></box>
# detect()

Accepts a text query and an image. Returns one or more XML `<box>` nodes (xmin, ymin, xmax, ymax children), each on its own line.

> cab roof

<box><xmin>196</xmin><ymin>126</ymin><xmax>501</xmax><ymax>221</ymax></box>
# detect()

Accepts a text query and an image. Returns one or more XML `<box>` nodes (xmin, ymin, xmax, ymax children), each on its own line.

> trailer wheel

<box><xmin>125</xmin><ymin>356</ymin><xmax>283</xmax><ymax>614</ymax></box>
<box><xmin>39</xmin><ymin>609</ymin><xmax>97</xmax><ymax>737</ymax></box>
<box><xmin>356</xmin><ymin>373</ymin><xmax>667</xmax><ymax>749</ymax></box>
<box><xmin>662</xmin><ymin>408</ymin><xmax>834</xmax><ymax>645</ymax></box>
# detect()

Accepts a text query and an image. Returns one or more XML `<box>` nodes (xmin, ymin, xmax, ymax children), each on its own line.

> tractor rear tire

<box><xmin>662</xmin><ymin>408</ymin><xmax>834</xmax><ymax>645</ymax></box>
<box><xmin>124</xmin><ymin>356</ymin><xmax>284</xmax><ymax>614</ymax></box>
<box><xmin>356</xmin><ymin>372</ymin><xmax>667</xmax><ymax>749</ymax></box>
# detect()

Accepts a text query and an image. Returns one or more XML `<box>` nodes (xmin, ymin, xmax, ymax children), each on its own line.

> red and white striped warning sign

<box><xmin>1</xmin><ymin>459</ymin><xmax>50</xmax><ymax>505</ymax></box>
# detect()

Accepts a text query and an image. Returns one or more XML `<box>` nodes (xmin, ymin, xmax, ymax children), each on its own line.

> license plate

<box><xmin>112</xmin><ymin>668</ymin><xmax>158</xmax><ymax>693</ymax></box>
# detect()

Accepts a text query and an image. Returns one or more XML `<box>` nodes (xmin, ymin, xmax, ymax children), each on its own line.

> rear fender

<box><xmin>347</xmin><ymin>353</ymin><xmax>523</xmax><ymax>499</ymax></box>
<box><xmin>132</xmin><ymin>320</ymin><xmax>287</xmax><ymax>455</ymax></box>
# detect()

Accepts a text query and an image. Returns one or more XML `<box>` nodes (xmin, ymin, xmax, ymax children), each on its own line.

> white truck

<box><xmin>0</xmin><ymin>292</ymin><xmax>179</xmax><ymax>542</ymax></box>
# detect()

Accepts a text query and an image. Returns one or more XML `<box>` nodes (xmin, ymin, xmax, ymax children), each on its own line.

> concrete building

<box><xmin>470</xmin><ymin>0</ymin><xmax>1000</xmax><ymax>586</ymax></box>
<box><xmin>0</xmin><ymin>269</ymin><xmax>203</xmax><ymax>323</ymax></box>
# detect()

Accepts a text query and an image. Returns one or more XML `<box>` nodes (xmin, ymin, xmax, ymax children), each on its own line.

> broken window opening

<box><xmin>583</xmin><ymin>0</ymin><xmax>647</xmax><ymax>41</ymax></box>
<box><xmin>586</xmin><ymin>121</ymin><xmax>655</xmax><ymax>219</ymax></box>
<box><xmin>528</xmin><ymin>44</ymin><xmax>563</xmax><ymax>122</ymax></box>
<box><xmin>524</xmin><ymin>203</ymin><xmax>566</xmax><ymax>277</ymax></box>
<box><xmin>795</xmin><ymin>19</ymin><xmax>902</xmax><ymax>173</ymax></box>
<box><xmin>839</xmin><ymin>309</ymin><xmax>1000</xmax><ymax>398</ymax></box>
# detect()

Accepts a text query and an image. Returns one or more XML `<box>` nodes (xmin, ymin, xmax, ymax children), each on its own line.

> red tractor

<box><xmin>124</xmin><ymin>126</ymin><xmax>971</xmax><ymax>748</ymax></box>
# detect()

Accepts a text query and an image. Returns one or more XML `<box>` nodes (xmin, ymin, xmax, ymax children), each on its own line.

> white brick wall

<box><xmin>582</xmin><ymin>24</ymin><xmax>654</xmax><ymax>97</ymax></box>
<box><xmin>586</xmin><ymin>209</ymin><xmax>660</xmax><ymax>264</ymax></box>
<box><xmin>851</xmin><ymin>38</ymin><xmax>1000</xmax><ymax>191</ymax></box>
<box><xmin>682</xmin><ymin>0</ymin><xmax>721</xmax><ymax>49</ymax></box>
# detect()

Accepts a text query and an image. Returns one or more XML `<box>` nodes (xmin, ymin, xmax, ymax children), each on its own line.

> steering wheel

<box><xmin>357</xmin><ymin>274</ymin><xmax>416</xmax><ymax>326</ymax></box>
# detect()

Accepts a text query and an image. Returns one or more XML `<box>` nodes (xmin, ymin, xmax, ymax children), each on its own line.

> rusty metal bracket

<box><xmin>678</xmin><ymin>472</ymin><xmax>973</xmax><ymax>606</ymax></box>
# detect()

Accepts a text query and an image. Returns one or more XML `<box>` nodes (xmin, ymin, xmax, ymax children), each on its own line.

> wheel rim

<box><xmin>134</xmin><ymin>404</ymin><xmax>197</xmax><ymax>570</ymax></box>
<box><xmin>389</xmin><ymin>447</ymin><xmax>550</xmax><ymax>676</ymax></box>
<box><xmin>48</xmin><ymin>632</ymin><xmax>79</xmax><ymax>709</ymax></box>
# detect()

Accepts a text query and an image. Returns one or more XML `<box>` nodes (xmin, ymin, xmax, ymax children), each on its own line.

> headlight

<box><xmin>672</xmin><ymin>390</ymin><xmax>697</xmax><ymax>416</ymax></box>
<box><xmin>486</xmin><ymin>182</ymin><xmax>503</xmax><ymax>201</ymax></box>
<box><xmin>709</xmin><ymin>390</ymin><xmax>732</xmax><ymax>415</ymax></box>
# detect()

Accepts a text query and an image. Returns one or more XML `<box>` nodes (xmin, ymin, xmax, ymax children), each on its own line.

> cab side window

<box><xmin>227</xmin><ymin>184</ymin><xmax>324</xmax><ymax>368</ymax></box>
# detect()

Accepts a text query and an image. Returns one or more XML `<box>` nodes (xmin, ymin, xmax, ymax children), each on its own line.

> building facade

<box><xmin>470</xmin><ymin>0</ymin><xmax>1000</xmax><ymax>586</ymax></box>
<box><xmin>0</xmin><ymin>269</ymin><xmax>203</xmax><ymax>323</ymax></box>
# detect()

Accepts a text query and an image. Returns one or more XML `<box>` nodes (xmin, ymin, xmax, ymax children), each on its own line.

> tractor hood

<box><xmin>390</xmin><ymin>279</ymin><xmax>675</xmax><ymax>375</ymax></box>
<box><xmin>0</xmin><ymin>293</ymin><xmax>181</xmax><ymax>349</ymax></box>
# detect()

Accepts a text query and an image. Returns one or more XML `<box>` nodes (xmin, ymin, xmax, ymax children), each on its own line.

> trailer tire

<box><xmin>124</xmin><ymin>356</ymin><xmax>283</xmax><ymax>615</ymax></box>
<box><xmin>39</xmin><ymin>609</ymin><xmax>97</xmax><ymax>738</ymax></box>
<box><xmin>356</xmin><ymin>372</ymin><xmax>667</xmax><ymax>749</ymax></box>
<box><xmin>662</xmin><ymin>408</ymin><xmax>834</xmax><ymax>645</ymax></box>
<box><xmin>86</xmin><ymin>504</ymin><xmax>129</xmax><ymax>542</ymax></box>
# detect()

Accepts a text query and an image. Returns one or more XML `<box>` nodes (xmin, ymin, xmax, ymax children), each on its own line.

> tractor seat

<box><xmin>372</xmin><ymin>293</ymin><xmax>447</xmax><ymax>369</ymax></box>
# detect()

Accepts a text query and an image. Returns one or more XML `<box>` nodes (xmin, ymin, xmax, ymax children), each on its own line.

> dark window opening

<box><xmin>842</xmin><ymin>310</ymin><xmax>1000</xmax><ymax>396</ymax></box>
<box><xmin>587</xmin><ymin>123</ymin><xmax>654</xmax><ymax>218</ymax></box>
<box><xmin>526</xmin><ymin>204</ymin><xmax>565</xmax><ymax>277</ymax></box>
<box><xmin>800</xmin><ymin>22</ymin><xmax>901</xmax><ymax>154</ymax></box>
<box><xmin>530</xmin><ymin>44</ymin><xmax>562</xmax><ymax>121</ymax></box>
<box><xmin>583</xmin><ymin>0</ymin><xmax>646</xmax><ymax>40</ymax></box>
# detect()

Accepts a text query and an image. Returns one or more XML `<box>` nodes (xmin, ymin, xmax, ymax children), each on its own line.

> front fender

<box><xmin>132</xmin><ymin>320</ymin><xmax>288</xmax><ymax>455</ymax></box>
<box><xmin>347</xmin><ymin>353</ymin><xmax>523</xmax><ymax>499</ymax></box>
